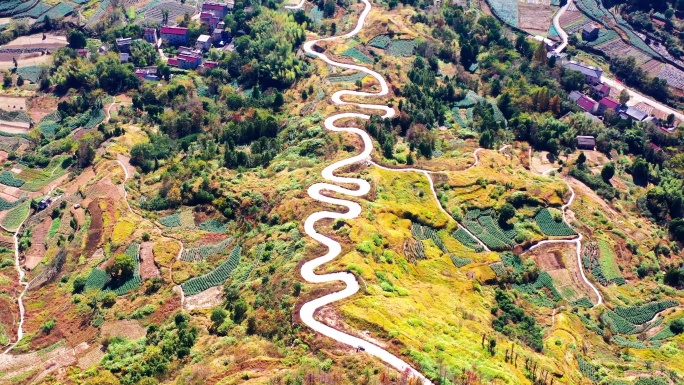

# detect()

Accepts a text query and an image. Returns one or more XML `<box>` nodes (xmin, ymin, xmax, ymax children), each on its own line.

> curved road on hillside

<box><xmin>298</xmin><ymin>0</ymin><xmax>431</xmax><ymax>382</ymax></box>
<box><xmin>526</xmin><ymin>158</ymin><xmax>603</xmax><ymax>307</ymax></box>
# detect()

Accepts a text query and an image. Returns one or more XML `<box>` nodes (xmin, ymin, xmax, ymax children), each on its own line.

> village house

<box><xmin>196</xmin><ymin>34</ymin><xmax>212</xmax><ymax>51</ymax></box>
<box><xmin>568</xmin><ymin>90</ymin><xmax>583</xmax><ymax>103</ymax></box>
<box><xmin>120</xmin><ymin>53</ymin><xmax>130</xmax><ymax>63</ymax></box>
<box><xmin>597</xmin><ymin>97</ymin><xmax>620</xmax><ymax>115</ymax></box>
<box><xmin>576</xmin><ymin>136</ymin><xmax>596</xmax><ymax>150</ymax></box>
<box><xmin>576</xmin><ymin>95</ymin><xmax>598</xmax><ymax>113</ymax></box>
<box><xmin>582</xmin><ymin>24</ymin><xmax>600</xmax><ymax>41</ymax></box>
<box><xmin>620</xmin><ymin>106</ymin><xmax>648</xmax><ymax>122</ymax></box>
<box><xmin>168</xmin><ymin>46</ymin><xmax>203</xmax><ymax>69</ymax></box>
<box><xmin>116</xmin><ymin>37</ymin><xmax>133</xmax><ymax>53</ymax></box>
<box><xmin>143</xmin><ymin>28</ymin><xmax>158</xmax><ymax>46</ymax></box>
<box><xmin>563</xmin><ymin>61</ymin><xmax>603</xmax><ymax>85</ymax></box>
<box><xmin>135</xmin><ymin>66</ymin><xmax>159</xmax><ymax>81</ymax></box>
<box><xmin>160</xmin><ymin>26</ymin><xmax>189</xmax><ymax>46</ymax></box>
<box><xmin>592</xmin><ymin>83</ymin><xmax>611</xmax><ymax>99</ymax></box>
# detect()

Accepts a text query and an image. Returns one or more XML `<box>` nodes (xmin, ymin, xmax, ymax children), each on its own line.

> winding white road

<box><xmin>299</xmin><ymin>0</ymin><xmax>431</xmax><ymax>382</ymax></box>
<box><xmin>526</xmin><ymin>175</ymin><xmax>603</xmax><ymax>307</ymax></box>
<box><xmin>552</xmin><ymin>0</ymin><xmax>571</xmax><ymax>54</ymax></box>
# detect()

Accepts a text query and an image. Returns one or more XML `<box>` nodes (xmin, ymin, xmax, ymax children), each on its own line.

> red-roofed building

<box><xmin>597</xmin><ymin>97</ymin><xmax>619</xmax><ymax>115</ymax></box>
<box><xmin>167</xmin><ymin>57</ymin><xmax>179</xmax><ymax>66</ymax></box>
<box><xmin>576</xmin><ymin>95</ymin><xmax>597</xmax><ymax>113</ymax></box>
<box><xmin>203</xmin><ymin>60</ymin><xmax>218</xmax><ymax>69</ymax></box>
<box><xmin>201</xmin><ymin>2</ymin><xmax>232</xmax><ymax>17</ymax></box>
<box><xmin>143</xmin><ymin>28</ymin><xmax>158</xmax><ymax>46</ymax></box>
<box><xmin>175</xmin><ymin>53</ymin><xmax>202</xmax><ymax>69</ymax></box>
<box><xmin>160</xmin><ymin>26</ymin><xmax>189</xmax><ymax>45</ymax></box>
<box><xmin>592</xmin><ymin>83</ymin><xmax>611</xmax><ymax>99</ymax></box>
<box><xmin>200</xmin><ymin>12</ymin><xmax>221</xmax><ymax>29</ymax></box>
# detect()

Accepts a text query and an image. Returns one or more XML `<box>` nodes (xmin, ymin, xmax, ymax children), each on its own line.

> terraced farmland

<box><xmin>180</xmin><ymin>237</ymin><xmax>233</xmax><ymax>262</ymax></box>
<box><xmin>535</xmin><ymin>208</ymin><xmax>576</xmax><ymax>237</ymax></box>
<box><xmin>144</xmin><ymin>1</ymin><xmax>195</xmax><ymax>23</ymax></box>
<box><xmin>464</xmin><ymin>209</ymin><xmax>515</xmax><ymax>251</ymax></box>
<box><xmin>181</xmin><ymin>245</ymin><xmax>241</xmax><ymax>295</ymax></box>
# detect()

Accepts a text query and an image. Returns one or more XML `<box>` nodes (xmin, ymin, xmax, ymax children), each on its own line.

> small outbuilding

<box><xmin>576</xmin><ymin>136</ymin><xmax>596</xmax><ymax>150</ymax></box>
<box><xmin>582</xmin><ymin>24</ymin><xmax>600</xmax><ymax>41</ymax></box>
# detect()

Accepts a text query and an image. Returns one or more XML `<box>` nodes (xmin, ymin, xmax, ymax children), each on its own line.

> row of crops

<box><xmin>340</xmin><ymin>48</ymin><xmax>372</xmax><ymax>64</ymax></box>
<box><xmin>327</xmin><ymin>71</ymin><xmax>367</xmax><ymax>84</ymax></box>
<box><xmin>0</xmin><ymin>196</ymin><xmax>23</xmax><ymax>211</ymax></box>
<box><xmin>0</xmin><ymin>109</ymin><xmax>31</xmax><ymax>124</ymax></box>
<box><xmin>18</xmin><ymin>156</ymin><xmax>70</xmax><ymax>192</ymax></box>
<box><xmin>649</xmin><ymin>318</ymin><xmax>683</xmax><ymax>341</ymax></box>
<box><xmin>0</xmin><ymin>171</ymin><xmax>25</xmax><ymax>187</ymax></box>
<box><xmin>108</xmin><ymin>243</ymin><xmax>142</xmax><ymax>295</ymax></box>
<box><xmin>512</xmin><ymin>270</ymin><xmax>563</xmax><ymax>307</ymax></box>
<box><xmin>40</xmin><ymin>110</ymin><xmax>61</xmax><ymax>123</ymax></box>
<box><xmin>1</xmin><ymin>200</ymin><xmax>29</xmax><ymax>230</ymax></box>
<box><xmin>574</xmin><ymin>0</ymin><xmax>660</xmax><ymax>59</ymax></box>
<box><xmin>452</xmin><ymin>228</ymin><xmax>483</xmax><ymax>252</ymax></box>
<box><xmin>535</xmin><ymin>208</ymin><xmax>576</xmax><ymax>237</ymax></box>
<box><xmin>464</xmin><ymin>209</ymin><xmax>516</xmax><ymax>251</ymax></box>
<box><xmin>159</xmin><ymin>212</ymin><xmax>181</xmax><ymax>227</ymax></box>
<box><xmin>11</xmin><ymin>0</ymin><xmax>49</xmax><ymax>18</ymax></box>
<box><xmin>412</xmin><ymin>222</ymin><xmax>474</xmax><ymax>267</ymax></box>
<box><xmin>582</xmin><ymin>243</ymin><xmax>625</xmax><ymax>286</ymax></box>
<box><xmin>180</xmin><ymin>237</ymin><xmax>233</xmax><ymax>262</ymax></box>
<box><xmin>570</xmin><ymin>297</ymin><xmax>594</xmax><ymax>308</ymax></box>
<box><xmin>366</xmin><ymin>35</ymin><xmax>415</xmax><ymax>57</ymax></box>
<box><xmin>577</xmin><ymin>355</ymin><xmax>600</xmax><ymax>383</ymax></box>
<box><xmin>0</xmin><ymin>0</ymin><xmax>39</xmax><ymax>17</ymax></box>
<box><xmin>181</xmin><ymin>246</ymin><xmax>241</xmax><ymax>296</ymax></box>
<box><xmin>85</xmin><ymin>0</ymin><xmax>110</xmax><ymax>29</ymax></box>
<box><xmin>486</xmin><ymin>0</ymin><xmax>518</xmax><ymax>27</ymax></box>
<box><xmin>16</xmin><ymin>66</ymin><xmax>41</xmax><ymax>84</ymax></box>
<box><xmin>602</xmin><ymin>300</ymin><xmax>678</xmax><ymax>335</ymax></box>
<box><xmin>159</xmin><ymin>213</ymin><xmax>227</xmax><ymax>233</ymax></box>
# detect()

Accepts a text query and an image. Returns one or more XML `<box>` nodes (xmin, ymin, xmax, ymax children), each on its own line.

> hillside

<box><xmin>0</xmin><ymin>0</ymin><xmax>683</xmax><ymax>384</ymax></box>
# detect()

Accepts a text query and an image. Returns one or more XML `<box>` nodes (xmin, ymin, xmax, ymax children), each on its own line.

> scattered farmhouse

<box><xmin>196</xmin><ymin>35</ymin><xmax>212</xmax><ymax>51</ymax></box>
<box><xmin>582</xmin><ymin>24</ymin><xmax>600</xmax><ymax>41</ymax></box>
<box><xmin>135</xmin><ymin>66</ymin><xmax>159</xmax><ymax>81</ymax></box>
<box><xmin>143</xmin><ymin>28</ymin><xmax>158</xmax><ymax>46</ymax></box>
<box><xmin>568</xmin><ymin>90</ymin><xmax>583</xmax><ymax>103</ymax></box>
<box><xmin>116</xmin><ymin>37</ymin><xmax>133</xmax><ymax>53</ymax></box>
<box><xmin>621</xmin><ymin>106</ymin><xmax>648</xmax><ymax>122</ymax></box>
<box><xmin>563</xmin><ymin>61</ymin><xmax>603</xmax><ymax>85</ymax></box>
<box><xmin>160</xmin><ymin>26</ymin><xmax>189</xmax><ymax>46</ymax></box>
<box><xmin>576</xmin><ymin>136</ymin><xmax>596</xmax><ymax>150</ymax></box>
<box><xmin>592</xmin><ymin>83</ymin><xmax>611</xmax><ymax>99</ymax></box>
<box><xmin>576</xmin><ymin>95</ymin><xmax>598</xmax><ymax>113</ymax></box>
<box><xmin>597</xmin><ymin>97</ymin><xmax>620</xmax><ymax>115</ymax></box>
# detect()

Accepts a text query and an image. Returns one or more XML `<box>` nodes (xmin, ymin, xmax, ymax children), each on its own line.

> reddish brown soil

<box><xmin>24</xmin><ymin>217</ymin><xmax>52</xmax><ymax>270</ymax></box>
<box><xmin>139</xmin><ymin>241</ymin><xmax>160</xmax><ymax>279</ymax></box>
<box><xmin>83</xmin><ymin>200</ymin><xmax>104</xmax><ymax>259</ymax></box>
<box><xmin>27</xmin><ymin>95</ymin><xmax>59</xmax><ymax>123</ymax></box>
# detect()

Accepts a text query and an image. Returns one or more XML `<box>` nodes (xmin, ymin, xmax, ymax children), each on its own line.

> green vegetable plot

<box><xmin>387</xmin><ymin>39</ymin><xmax>415</xmax><ymax>57</ymax></box>
<box><xmin>1</xmin><ymin>201</ymin><xmax>29</xmax><ymax>230</ymax></box>
<box><xmin>181</xmin><ymin>246</ymin><xmax>241</xmax><ymax>295</ymax></box>
<box><xmin>368</xmin><ymin>34</ymin><xmax>390</xmax><ymax>49</ymax></box>
<box><xmin>180</xmin><ymin>237</ymin><xmax>233</xmax><ymax>262</ymax></box>
<box><xmin>108</xmin><ymin>243</ymin><xmax>142</xmax><ymax>295</ymax></box>
<box><xmin>0</xmin><ymin>196</ymin><xmax>24</xmax><ymax>211</ymax></box>
<box><xmin>464</xmin><ymin>209</ymin><xmax>515</xmax><ymax>251</ymax></box>
<box><xmin>327</xmin><ymin>71</ymin><xmax>367</xmax><ymax>84</ymax></box>
<box><xmin>85</xmin><ymin>268</ymin><xmax>109</xmax><ymax>291</ymax></box>
<box><xmin>340</xmin><ymin>48</ymin><xmax>372</xmax><ymax>64</ymax></box>
<box><xmin>159</xmin><ymin>213</ymin><xmax>181</xmax><ymax>227</ymax></box>
<box><xmin>535</xmin><ymin>208</ymin><xmax>576</xmax><ymax>237</ymax></box>
<box><xmin>452</xmin><ymin>228</ymin><xmax>483</xmax><ymax>252</ymax></box>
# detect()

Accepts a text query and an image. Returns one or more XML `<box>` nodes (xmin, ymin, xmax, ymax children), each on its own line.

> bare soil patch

<box><xmin>183</xmin><ymin>285</ymin><xmax>223</xmax><ymax>310</ymax></box>
<box><xmin>0</xmin><ymin>121</ymin><xmax>30</xmax><ymax>135</ymax></box>
<box><xmin>0</xmin><ymin>95</ymin><xmax>27</xmax><ymax>111</ymax></box>
<box><xmin>83</xmin><ymin>199</ymin><xmax>104</xmax><ymax>258</ymax></box>
<box><xmin>139</xmin><ymin>241</ymin><xmax>160</xmax><ymax>279</ymax></box>
<box><xmin>100</xmin><ymin>320</ymin><xmax>146</xmax><ymax>340</ymax></box>
<box><xmin>24</xmin><ymin>216</ymin><xmax>51</xmax><ymax>270</ymax></box>
<box><xmin>28</xmin><ymin>94</ymin><xmax>59</xmax><ymax>123</ymax></box>
<box><xmin>1</xmin><ymin>33</ymin><xmax>67</xmax><ymax>49</ymax></box>
<box><xmin>518</xmin><ymin>3</ymin><xmax>553</xmax><ymax>34</ymax></box>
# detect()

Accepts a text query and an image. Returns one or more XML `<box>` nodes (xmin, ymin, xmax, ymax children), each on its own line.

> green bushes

<box><xmin>570</xmin><ymin>297</ymin><xmax>594</xmax><ymax>308</ymax></box>
<box><xmin>464</xmin><ymin>209</ymin><xmax>515</xmax><ymax>251</ymax></box>
<box><xmin>198</xmin><ymin>219</ymin><xmax>227</xmax><ymax>233</ymax></box>
<box><xmin>602</xmin><ymin>301</ymin><xmax>678</xmax><ymax>335</ymax></box>
<box><xmin>108</xmin><ymin>243</ymin><xmax>142</xmax><ymax>295</ymax></box>
<box><xmin>492</xmin><ymin>289</ymin><xmax>543</xmax><ymax>352</ymax></box>
<box><xmin>0</xmin><ymin>196</ymin><xmax>23</xmax><ymax>211</ymax></box>
<box><xmin>85</xmin><ymin>268</ymin><xmax>109</xmax><ymax>290</ymax></box>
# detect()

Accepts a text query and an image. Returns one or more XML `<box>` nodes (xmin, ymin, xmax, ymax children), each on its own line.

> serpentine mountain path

<box><xmin>525</xmin><ymin>166</ymin><xmax>604</xmax><ymax>307</ymax></box>
<box><xmin>2</xmin><ymin>219</ymin><xmax>29</xmax><ymax>354</ymax></box>
<box><xmin>298</xmin><ymin>0</ymin><xmax>432</xmax><ymax>382</ymax></box>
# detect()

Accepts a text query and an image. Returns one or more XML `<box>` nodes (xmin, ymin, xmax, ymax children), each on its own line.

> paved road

<box><xmin>552</xmin><ymin>0</ymin><xmax>683</xmax><ymax>122</ymax></box>
<box><xmin>299</xmin><ymin>0</ymin><xmax>432</xmax><ymax>382</ymax></box>
<box><xmin>526</xmin><ymin>175</ymin><xmax>603</xmax><ymax>307</ymax></box>
<box><xmin>552</xmin><ymin>0</ymin><xmax>571</xmax><ymax>54</ymax></box>
<box><xmin>2</xmin><ymin>220</ymin><xmax>29</xmax><ymax>354</ymax></box>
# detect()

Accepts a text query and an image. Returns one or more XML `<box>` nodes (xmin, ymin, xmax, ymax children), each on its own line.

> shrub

<box><xmin>40</xmin><ymin>318</ymin><xmax>55</xmax><ymax>334</ymax></box>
